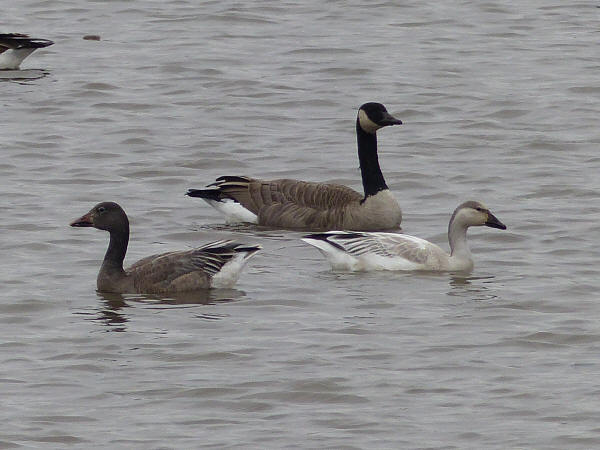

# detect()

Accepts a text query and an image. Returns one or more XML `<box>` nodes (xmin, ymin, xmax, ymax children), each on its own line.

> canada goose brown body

<box><xmin>70</xmin><ymin>202</ymin><xmax>260</xmax><ymax>294</ymax></box>
<box><xmin>187</xmin><ymin>103</ymin><xmax>403</xmax><ymax>231</ymax></box>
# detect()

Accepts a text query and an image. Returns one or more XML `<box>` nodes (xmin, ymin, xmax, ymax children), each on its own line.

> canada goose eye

<box><xmin>97</xmin><ymin>206</ymin><xmax>106</xmax><ymax>214</ymax></box>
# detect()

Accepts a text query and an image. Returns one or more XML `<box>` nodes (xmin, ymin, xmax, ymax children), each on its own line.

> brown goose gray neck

<box><xmin>102</xmin><ymin>228</ymin><xmax>129</xmax><ymax>274</ymax></box>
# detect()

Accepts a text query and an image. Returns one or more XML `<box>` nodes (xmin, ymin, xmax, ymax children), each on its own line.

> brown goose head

<box><xmin>70</xmin><ymin>202</ymin><xmax>129</xmax><ymax>233</ymax></box>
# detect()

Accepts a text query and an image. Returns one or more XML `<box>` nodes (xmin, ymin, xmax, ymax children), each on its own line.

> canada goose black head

<box><xmin>70</xmin><ymin>202</ymin><xmax>129</xmax><ymax>233</ymax></box>
<box><xmin>357</xmin><ymin>102</ymin><xmax>403</xmax><ymax>134</ymax></box>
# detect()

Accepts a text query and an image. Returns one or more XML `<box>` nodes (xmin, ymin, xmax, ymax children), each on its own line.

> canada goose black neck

<box><xmin>356</xmin><ymin>119</ymin><xmax>388</xmax><ymax>199</ymax></box>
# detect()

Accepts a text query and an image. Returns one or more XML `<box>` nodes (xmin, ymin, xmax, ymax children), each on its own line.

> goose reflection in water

<box><xmin>93</xmin><ymin>289</ymin><xmax>246</xmax><ymax>331</ymax></box>
<box><xmin>447</xmin><ymin>275</ymin><xmax>500</xmax><ymax>302</ymax></box>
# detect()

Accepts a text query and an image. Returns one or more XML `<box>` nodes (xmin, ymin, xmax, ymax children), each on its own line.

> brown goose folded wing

<box><xmin>125</xmin><ymin>241</ymin><xmax>251</xmax><ymax>293</ymax></box>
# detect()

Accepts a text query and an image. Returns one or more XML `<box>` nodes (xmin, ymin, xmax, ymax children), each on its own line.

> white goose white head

<box><xmin>450</xmin><ymin>201</ymin><xmax>506</xmax><ymax>231</ymax></box>
<box><xmin>357</xmin><ymin>102</ymin><xmax>403</xmax><ymax>134</ymax></box>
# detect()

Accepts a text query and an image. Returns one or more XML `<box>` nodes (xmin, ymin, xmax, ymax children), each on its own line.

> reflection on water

<box><xmin>192</xmin><ymin>222</ymin><xmax>291</xmax><ymax>239</ymax></box>
<box><xmin>447</xmin><ymin>274</ymin><xmax>499</xmax><ymax>302</ymax></box>
<box><xmin>96</xmin><ymin>293</ymin><xmax>129</xmax><ymax>331</ymax></box>
<box><xmin>0</xmin><ymin>69</ymin><xmax>50</xmax><ymax>82</ymax></box>
<box><xmin>93</xmin><ymin>289</ymin><xmax>246</xmax><ymax>330</ymax></box>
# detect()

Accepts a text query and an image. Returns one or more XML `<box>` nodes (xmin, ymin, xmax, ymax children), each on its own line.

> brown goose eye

<box><xmin>97</xmin><ymin>206</ymin><xmax>106</xmax><ymax>213</ymax></box>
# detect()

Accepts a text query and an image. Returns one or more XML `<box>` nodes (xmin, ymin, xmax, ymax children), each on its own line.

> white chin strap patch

<box><xmin>358</xmin><ymin>109</ymin><xmax>381</xmax><ymax>134</ymax></box>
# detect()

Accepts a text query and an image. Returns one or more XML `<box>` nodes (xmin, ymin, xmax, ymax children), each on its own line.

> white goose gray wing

<box><xmin>312</xmin><ymin>232</ymin><xmax>431</xmax><ymax>264</ymax></box>
<box><xmin>303</xmin><ymin>231</ymin><xmax>437</xmax><ymax>267</ymax></box>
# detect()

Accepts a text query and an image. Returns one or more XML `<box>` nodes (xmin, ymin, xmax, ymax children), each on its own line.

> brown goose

<box><xmin>70</xmin><ymin>202</ymin><xmax>260</xmax><ymax>294</ymax></box>
<box><xmin>186</xmin><ymin>102</ymin><xmax>403</xmax><ymax>231</ymax></box>
<box><xmin>0</xmin><ymin>33</ymin><xmax>54</xmax><ymax>70</ymax></box>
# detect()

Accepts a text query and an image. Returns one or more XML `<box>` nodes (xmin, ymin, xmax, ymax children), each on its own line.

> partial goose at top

<box><xmin>187</xmin><ymin>102</ymin><xmax>403</xmax><ymax>231</ymax></box>
<box><xmin>0</xmin><ymin>33</ymin><xmax>54</xmax><ymax>70</ymax></box>
<box><xmin>302</xmin><ymin>201</ymin><xmax>506</xmax><ymax>272</ymax></box>
<box><xmin>70</xmin><ymin>202</ymin><xmax>260</xmax><ymax>294</ymax></box>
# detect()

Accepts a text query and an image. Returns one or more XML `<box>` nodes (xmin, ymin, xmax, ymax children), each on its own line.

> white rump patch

<box><xmin>0</xmin><ymin>48</ymin><xmax>35</xmax><ymax>70</ymax></box>
<box><xmin>210</xmin><ymin>251</ymin><xmax>257</xmax><ymax>288</ymax></box>
<box><xmin>204</xmin><ymin>198</ymin><xmax>258</xmax><ymax>224</ymax></box>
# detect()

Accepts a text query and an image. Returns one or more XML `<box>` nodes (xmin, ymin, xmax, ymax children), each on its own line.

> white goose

<box><xmin>302</xmin><ymin>201</ymin><xmax>506</xmax><ymax>272</ymax></box>
<box><xmin>0</xmin><ymin>34</ymin><xmax>53</xmax><ymax>70</ymax></box>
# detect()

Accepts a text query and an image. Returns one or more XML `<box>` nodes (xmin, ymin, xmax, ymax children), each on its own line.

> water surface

<box><xmin>1</xmin><ymin>1</ymin><xmax>599</xmax><ymax>448</ymax></box>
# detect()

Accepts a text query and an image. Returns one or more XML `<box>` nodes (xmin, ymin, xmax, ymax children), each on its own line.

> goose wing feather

<box><xmin>319</xmin><ymin>232</ymin><xmax>435</xmax><ymax>265</ymax></box>
<box><xmin>207</xmin><ymin>176</ymin><xmax>363</xmax><ymax>229</ymax></box>
<box><xmin>212</xmin><ymin>176</ymin><xmax>362</xmax><ymax>210</ymax></box>
<box><xmin>0</xmin><ymin>33</ymin><xmax>53</xmax><ymax>49</ymax></box>
<box><xmin>126</xmin><ymin>240</ymin><xmax>246</xmax><ymax>292</ymax></box>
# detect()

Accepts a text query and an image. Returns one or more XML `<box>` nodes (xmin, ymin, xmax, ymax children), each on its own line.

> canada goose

<box><xmin>302</xmin><ymin>201</ymin><xmax>506</xmax><ymax>272</ymax></box>
<box><xmin>0</xmin><ymin>33</ymin><xmax>54</xmax><ymax>70</ymax></box>
<box><xmin>186</xmin><ymin>102</ymin><xmax>403</xmax><ymax>231</ymax></box>
<box><xmin>70</xmin><ymin>202</ymin><xmax>260</xmax><ymax>294</ymax></box>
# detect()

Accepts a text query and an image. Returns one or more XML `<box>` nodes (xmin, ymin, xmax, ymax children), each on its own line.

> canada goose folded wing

<box><xmin>189</xmin><ymin>176</ymin><xmax>363</xmax><ymax>229</ymax></box>
<box><xmin>201</xmin><ymin>176</ymin><xmax>362</xmax><ymax>210</ymax></box>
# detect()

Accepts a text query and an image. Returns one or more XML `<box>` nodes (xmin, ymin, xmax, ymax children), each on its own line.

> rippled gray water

<box><xmin>1</xmin><ymin>1</ymin><xmax>599</xmax><ymax>448</ymax></box>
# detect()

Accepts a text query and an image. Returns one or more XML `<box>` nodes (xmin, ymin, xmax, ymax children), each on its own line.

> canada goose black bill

<box><xmin>0</xmin><ymin>33</ymin><xmax>54</xmax><ymax>70</ymax></box>
<box><xmin>70</xmin><ymin>202</ymin><xmax>260</xmax><ymax>294</ymax></box>
<box><xmin>302</xmin><ymin>201</ymin><xmax>506</xmax><ymax>272</ymax></box>
<box><xmin>186</xmin><ymin>102</ymin><xmax>403</xmax><ymax>231</ymax></box>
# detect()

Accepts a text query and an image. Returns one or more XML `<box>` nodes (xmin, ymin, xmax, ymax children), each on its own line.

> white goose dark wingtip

<box><xmin>303</xmin><ymin>231</ymin><xmax>362</xmax><ymax>246</ymax></box>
